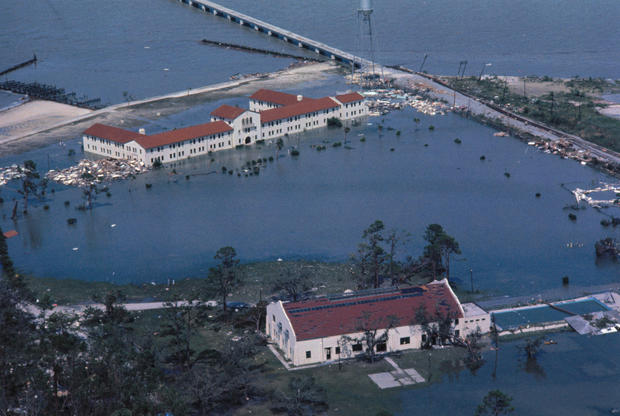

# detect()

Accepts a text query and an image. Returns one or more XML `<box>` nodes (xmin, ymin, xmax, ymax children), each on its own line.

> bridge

<box><xmin>177</xmin><ymin>0</ymin><xmax>369</xmax><ymax>69</ymax></box>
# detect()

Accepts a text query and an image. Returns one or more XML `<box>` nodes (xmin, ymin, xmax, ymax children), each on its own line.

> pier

<box><xmin>0</xmin><ymin>55</ymin><xmax>37</xmax><ymax>77</ymax></box>
<box><xmin>177</xmin><ymin>0</ymin><xmax>366</xmax><ymax>69</ymax></box>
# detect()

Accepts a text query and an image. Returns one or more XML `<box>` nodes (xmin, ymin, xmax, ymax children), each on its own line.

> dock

<box><xmin>0</xmin><ymin>55</ymin><xmax>37</xmax><ymax>77</ymax></box>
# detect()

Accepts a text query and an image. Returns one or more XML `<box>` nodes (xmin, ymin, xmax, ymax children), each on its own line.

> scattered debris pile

<box><xmin>595</xmin><ymin>238</ymin><xmax>619</xmax><ymax>258</ymax></box>
<box><xmin>572</xmin><ymin>183</ymin><xmax>620</xmax><ymax>208</ymax></box>
<box><xmin>524</xmin><ymin>138</ymin><xmax>614</xmax><ymax>168</ymax></box>
<box><xmin>0</xmin><ymin>165</ymin><xmax>27</xmax><ymax>186</ymax></box>
<box><xmin>565</xmin><ymin>311</ymin><xmax>620</xmax><ymax>335</ymax></box>
<box><xmin>361</xmin><ymin>89</ymin><xmax>449</xmax><ymax>117</ymax></box>
<box><xmin>46</xmin><ymin>159</ymin><xmax>148</xmax><ymax>187</ymax></box>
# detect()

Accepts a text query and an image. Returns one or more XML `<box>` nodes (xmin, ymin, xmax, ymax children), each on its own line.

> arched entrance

<box><xmin>245</xmin><ymin>136</ymin><xmax>251</xmax><ymax>144</ymax></box>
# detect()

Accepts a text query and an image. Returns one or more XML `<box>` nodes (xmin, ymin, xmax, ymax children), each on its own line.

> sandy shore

<box><xmin>0</xmin><ymin>100</ymin><xmax>91</xmax><ymax>145</ymax></box>
<box><xmin>0</xmin><ymin>62</ymin><xmax>340</xmax><ymax>157</ymax></box>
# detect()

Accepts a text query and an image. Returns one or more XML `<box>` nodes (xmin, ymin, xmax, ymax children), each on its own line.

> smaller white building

<box><xmin>460</xmin><ymin>302</ymin><xmax>492</xmax><ymax>335</ymax></box>
<box><xmin>266</xmin><ymin>279</ymin><xmax>487</xmax><ymax>367</ymax></box>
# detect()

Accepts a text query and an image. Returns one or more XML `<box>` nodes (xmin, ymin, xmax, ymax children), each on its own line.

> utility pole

<box><xmin>549</xmin><ymin>91</ymin><xmax>554</xmax><ymax>118</ymax></box>
<box><xmin>419</xmin><ymin>54</ymin><xmax>428</xmax><ymax>73</ymax></box>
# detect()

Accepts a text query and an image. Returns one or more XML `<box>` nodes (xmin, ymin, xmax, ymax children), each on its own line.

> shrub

<box><xmin>64</xmin><ymin>201</ymin><xmax>70</xmax><ymax>206</ymax></box>
<box><xmin>67</xmin><ymin>218</ymin><xmax>77</xmax><ymax>225</ymax></box>
<box><xmin>145</xmin><ymin>183</ymin><xmax>152</xmax><ymax>189</ymax></box>
<box><xmin>221</xmin><ymin>166</ymin><xmax>227</xmax><ymax>173</ymax></box>
<box><xmin>291</xmin><ymin>149</ymin><xmax>300</xmax><ymax>156</ymax></box>
<box><xmin>480</xmin><ymin>155</ymin><xmax>486</xmax><ymax>160</ymax></box>
<box><xmin>360</xmin><ymin>136</ymin><xmax>366</xmax><ymax>142</ymax></box>
<box><xmin>152</xmin><ymin>159</ymin><xmax>163</xmax><ymax>169</ymax></box>
<box><xmin>568</xmin><ymin>213</ymin><xmax>577</xmax><ymax>221</ymax></box>
<box><xmin>454</xmin><ymin>138</ymin><xmax>462</xmax><ymax>144</ymax></box>
<box><xmin>504</xmin><ymin>172</ymin><xmax>511</xmax><ymax>178</ymax></box>
<box><xmin>429</xmin><ymin>125</ymin><xmax>435</xmax><ymax>131</ymax></box>
<box><xmin>396</xmin><ymin>130</ymin><xmax>401</xmax><ymax>136</ymax></box>
<box><xmin>327</xmin><ymin>117</ymin><xmax>342</xmax><ymax>127</ymax></box>
<box><xmin>332</xmin><ymin>142</ymin><xmax>342</xmax><ymax>148</ymax></box>
<box><xmin>535</xmin><ymin>192</ymin><xmax>541</xmax><ymax>198</ymax></box>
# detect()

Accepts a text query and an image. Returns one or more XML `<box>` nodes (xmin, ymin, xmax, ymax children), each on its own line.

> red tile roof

<box><xmin>260</xmin><ymin>97</ymin><xmax>339</xmax><ymax>124</ymax></box>
<box><xmin>210</xmin><ymin>104</ymin><xmax>246</xmax><ymax>120</ymax></box>
<box><xmin>83</xmin><ymin>123</ymin><xmax>142</xmax><ymax>144</ymax></box>
<box><xmin>3</xmin><ymin>230</ymin><xmax>18</xmax><ymax>239</ymax></box>
<box><xmin>336</xmin><ymin>92</ymin><xmax>365</xmax><ymax>104</ymax></box>
<box><xmin>136</xmin><ymin>121</ymin><xmax>233</xmax><ymax>149</ymax></box>
<box><xmin>283</xmin><ymin>280</ymin><xmax>463</xmax><ymax>341</ymax></box>
<box><xmin>250</xmin><ymin>89</ymin><xmax>311</xmax><ymax>106</ymax></box>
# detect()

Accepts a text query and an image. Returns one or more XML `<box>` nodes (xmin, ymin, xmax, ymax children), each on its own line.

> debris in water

<box><xmin>46</xmin><ymin>158</ymin><xmax>148</xmax><ymax>188</ymax></box>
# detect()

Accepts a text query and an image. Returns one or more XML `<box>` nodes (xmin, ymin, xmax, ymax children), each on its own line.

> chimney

<box><xmin>297</xmin><ymin>94</ymin><xmax>303</xmax><ymax>102</ymax></box>
<box><xmin>139</xmin><ymin>128</ymin><xmax>146</xmax><ymax>135</ymax></box>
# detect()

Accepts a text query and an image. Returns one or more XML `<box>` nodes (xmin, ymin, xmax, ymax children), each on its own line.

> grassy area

<box><xmin>24</xmin><ymin>260</ymin><xmax>357</xmax><ymax>305</ymax></box>
<box><xmin>443</xmin><ymin>76</ymin><xmax>620</xmax><ymax>152</ymax></box>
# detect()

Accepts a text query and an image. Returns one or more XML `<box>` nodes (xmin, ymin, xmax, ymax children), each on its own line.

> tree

<box><xmin>276</xmin><ymin>138</ymin><xmax>284</xmax><ymax>159</ymax></box>
<box><xmin>345</xmin><ymin>311</ymin><xmax>398</xmax><ymax>363</ymax></box>
<box><xmin>16</xmin><ymin>160</ymin><xmax>41</xmax><ymax>215</ymax></box>
<box><xmin>207</xmin><ymin>246</ymin><xmax>240</xmax><ymax>312</ymax></box>
<box><xmin>160</xmin><ymin>297</ymin><xmax>207</xmax><ymax>372</ymax></box>
<box><xmin>475</xmin><ymin>390</ymin><xmax>514</xmax><ymax>416</ymax></box>
<box><xmin>355</xmin><ymin>220</ymin><xmax>387</xmax><ymax>288</ymax></box>
<box><xmin>272</xmin><ymin>266</ymin><xmax>310</xmax><ymax>301</ymax></box>
<box><xmin>422</xmin><ymin>224</ymin><xmax>461</xmax><ymax>280</ymax></box>
<box><xmin>415</xmin><ymin>305</ymin><xmax>456</xmax><ymax>348</ymax></box>
<box><xmin>0</xmin><ymin>279</ymin><xmax>41</xmax><ymax>415</ymax></box>
<box><xmin>271</xmin><ymin>375</ymin><xmax>328</xmax><ymax>416</ymax></box>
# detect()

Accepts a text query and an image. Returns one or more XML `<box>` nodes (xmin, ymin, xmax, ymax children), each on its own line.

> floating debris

<box><xmin>46</xmin><ymin>158</ymin><xmax>148</xmax><ymax>187</ymax></box>
<box><xmin>572</xmin><ymin>183</ymin><xmax>620</xmax><ymax>208</ymax></box>
<box><xmin>0</xmin><ymin>164</ymin><xmax>28</xmax><ymax>186</ymax></box>
<box><xmin>359</xmin><ymin>88</ymin><xmax>450</xmax><ymax>117</ymax></box>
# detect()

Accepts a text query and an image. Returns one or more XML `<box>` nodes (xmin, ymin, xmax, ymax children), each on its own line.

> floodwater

<box><xmin>398</xmin><ymin>332</ymin><xmax>620</xmax><ymax>415</ymax></box>
<box><xmin>2</xmin><ymin>0</ymin><xmax>620</xmax><ymax>104</ymax></box>
<box><xmin>1</xmin><ymin>78</ymin><xmax>618</xmax><ymax>292</ymax></box>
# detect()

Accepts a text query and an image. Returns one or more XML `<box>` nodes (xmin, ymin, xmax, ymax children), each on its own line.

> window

<box><xmin>376</xmin><ymin>343</ymin><xmax>387</xmax><ymax>352</ymax></box>
<box><xmin>272</xmin><ymin>315</ymin><xmax>275</xmax><ymax>322</ymax></box>
<box><xmin>454</xmin><ymin>318</ymin><xmax>459</xmax><ymax>325</ymax></box>
<box><xmin>422</xmin><ymin>334</ymin><xmax>427</xmax><ymax>343</ymax></box>
<box><xmin>335</xmin><ymin>346</ymin><xmax>340</xmax><ymax>354</ymax></box>
<box><xmin>352</xmin><ymin>343</ymin><xmax>363</xmax><ymax>352</ymax></box>
<box><xmin>455</xmin><ymin>329</ymin><xmax>460</xmax><ymax>338</ymax></box>
<box><xmin>306</xmin><ymin>351</ymin><xmax>311</xmax><ymax>359</ymax></box>
<box><xmin>277</xmin><ymin>322</ymin><xmax>282</xmax><ymax>333</ymax></box>
<box><xmin>400</xmin><ymin>337</ymin><xmax>410</xmax><ymax>345</ymax></box>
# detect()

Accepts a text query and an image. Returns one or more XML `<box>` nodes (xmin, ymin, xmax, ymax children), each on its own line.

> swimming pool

<box><xmin>491</xmin><ymin>298</ymin><xmax>610</xmax><ymax>330</ymax></box>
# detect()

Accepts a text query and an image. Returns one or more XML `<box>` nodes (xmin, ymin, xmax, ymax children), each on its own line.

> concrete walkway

<box><xmin>368</xmin><ymin>357</ymin><xmax>425</xmax><ymax>389</ymax></box>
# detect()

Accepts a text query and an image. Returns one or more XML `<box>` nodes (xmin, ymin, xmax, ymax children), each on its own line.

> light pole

<box><xmin>478</xmin><ymin>63</ymin><xmax>492</xmax><ymax>81</ymax></box>
<box><xmin>419</xmin><ymin>54</ymin><xmax>429</xmax><ymax>73</ymax></box>
<box><xmin>470</xmin><ymin>268</ymin><xmax>474</xmax><ymax>293</ymax></box>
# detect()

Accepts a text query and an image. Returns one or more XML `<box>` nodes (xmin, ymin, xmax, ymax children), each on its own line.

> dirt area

<box><xmin>499</xmin><ymin>76</ymin><xmax>570</xmax><ymax>97</ymax></box>
<box><xmin>0</xmin><ymin>62</ymin><xmax>341</xmax><ymax>157</ymax></box>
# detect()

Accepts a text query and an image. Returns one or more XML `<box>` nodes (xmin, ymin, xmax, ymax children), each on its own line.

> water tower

<box><xmin>357</xmin><ymin>0</ymin><xmax>375</xmax><ymax>76</ymax></box>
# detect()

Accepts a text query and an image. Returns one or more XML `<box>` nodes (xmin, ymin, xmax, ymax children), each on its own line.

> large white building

<box><xmin>266</xmin><ymin>279</ymin><xmax>490</xmax><ymax>367</ymax></box>
<box><xmin>82</xmin><ymin>89</ymin><xmax>367</xmax><ymax>167</ymax></box>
